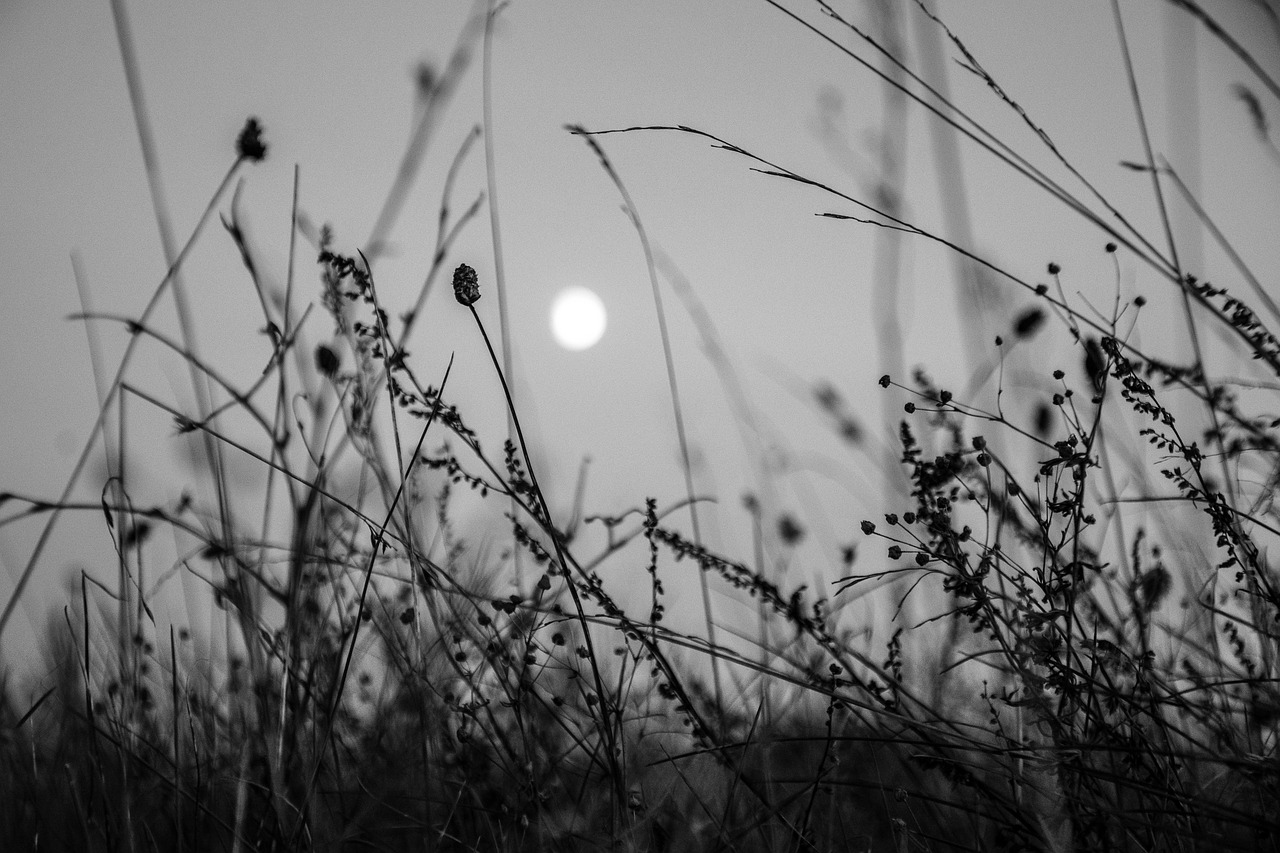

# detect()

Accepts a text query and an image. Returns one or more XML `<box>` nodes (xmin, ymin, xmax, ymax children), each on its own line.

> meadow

<box><xmin>2</xmin><ymin>2</ymin><xmax>1279</xmax><ymax>851</ymax></box>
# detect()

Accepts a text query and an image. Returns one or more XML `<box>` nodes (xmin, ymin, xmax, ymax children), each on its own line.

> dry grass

<box><xmin>2</xmin><ymin>2</ymin><xmax>1279</xmax><ymax>851</ymax></box>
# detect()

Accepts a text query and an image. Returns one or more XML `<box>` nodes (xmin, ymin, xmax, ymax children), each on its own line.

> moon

<box><xmin>550</xmin><ymin>286</ymin><xmax>607</xmax><ymax>351</ymax></box>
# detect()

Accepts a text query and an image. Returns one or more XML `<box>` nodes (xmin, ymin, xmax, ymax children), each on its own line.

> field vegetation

<box><xmin>2</xmin><ymin>2</ymin><xmax>1278</xmax><ymax>851</ymax></box>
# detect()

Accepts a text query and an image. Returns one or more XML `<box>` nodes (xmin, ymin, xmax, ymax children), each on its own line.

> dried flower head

<box><xmin>1013</xmin><ymin>307</ymin><xmax>1046</xmax><ymax>339</ymax></box>
<box><xmin>452</xmin><ymin>263</ymin><xmax>480</xmax><ymax>306</ymax></box>
<box><xmin>415</xmin><ymin>61</ymin><xmax>436</xmax><ymax>96</ymax></box>
<box><xmin>236</xmin><ymin>117</ymin><xmax>268</xmax><ymax>162</ymax></box>
<box><xmin>315</xmin><ymin>343</ymin><xmax>340</xmax><ymax>377</ymax></box>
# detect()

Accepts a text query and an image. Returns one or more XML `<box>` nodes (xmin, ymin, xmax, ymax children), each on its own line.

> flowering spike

<box><xmin>452</xmin><ymin>263</ymin><xmax>480</xmax><ymax>306</ymax></box>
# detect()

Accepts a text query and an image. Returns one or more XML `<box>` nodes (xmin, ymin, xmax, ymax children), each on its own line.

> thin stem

<box><xmin>0</xmin><ymin>158</ymin><xmax>245</xmax><ymax>642</ymax></box>
<box><xmin>570</xmin><ymin>125</ymin><xmax>725</xmax><ymax>725</ymax></box>
<box><xmin>466</xmin><ymin>301</ymin><xmax>628</xmax><ymax>804</ymax></box>
<box><xmin>482</xmin><ymin>0</ymin><xmax>522</xmax><ymax>591</ymax></box>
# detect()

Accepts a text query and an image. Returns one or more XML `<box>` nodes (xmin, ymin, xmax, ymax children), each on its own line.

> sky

<box><xmin>2</xmin><ymin>0</ymin><xmax>1279</xmax><ymax>681</ymax></box>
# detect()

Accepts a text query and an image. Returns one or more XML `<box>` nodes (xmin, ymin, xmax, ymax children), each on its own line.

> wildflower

<box><xmin>236</xmin><ymin>117</ymin><xmax>267</xmax><ymax>162</ymax></box>
<box><xmin>452</xmin><ymin>263</ymin><xmax>480</xmax><ymax>305</ymax></box>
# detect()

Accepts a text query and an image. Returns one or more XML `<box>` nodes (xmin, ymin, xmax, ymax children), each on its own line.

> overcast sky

<box><xmin>3</xmin><ymin>0</ymin><xmax>1278</xmax><ymax>672</ymax></box>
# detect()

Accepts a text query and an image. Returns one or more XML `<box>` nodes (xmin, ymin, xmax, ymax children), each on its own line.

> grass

<box><xmin>3</xmin><ymin>2</ymin><xmax>1279</xmax><ymax>851</ymax></box>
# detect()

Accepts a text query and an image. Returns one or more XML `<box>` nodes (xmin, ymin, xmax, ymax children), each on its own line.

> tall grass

<box><xmin>3</xmin><ymin>2</ymin><xmax>1279</xmax><ymax>851</ymax></box>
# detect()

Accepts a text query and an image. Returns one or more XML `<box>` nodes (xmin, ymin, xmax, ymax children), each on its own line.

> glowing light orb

<box><xmin>550</xmin><ymin>286</ymin><xmax>607</xmax><ymax>351</ymax></box>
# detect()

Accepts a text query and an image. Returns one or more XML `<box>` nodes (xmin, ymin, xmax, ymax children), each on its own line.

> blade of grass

<box><xmin>0</xmin><ymin>149</ymin><xmax>248</xmax><ymax>644</ymax></box>
<box><xmin>569</xmin><ymin>125</ymin><xmax>726</xmax><ymax>732</ymax></box>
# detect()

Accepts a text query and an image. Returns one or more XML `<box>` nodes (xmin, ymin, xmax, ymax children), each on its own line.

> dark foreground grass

<box><xmin>3</xmin><ymin>2</ymin><xmax>1280</xmax><ymax>851</ymax></box>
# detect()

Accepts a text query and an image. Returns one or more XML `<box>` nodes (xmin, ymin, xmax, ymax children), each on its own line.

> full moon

<box><xmin>550</xmin><ymin>286</ymin><xmax>607</xmax><ymax>351</ymax></box>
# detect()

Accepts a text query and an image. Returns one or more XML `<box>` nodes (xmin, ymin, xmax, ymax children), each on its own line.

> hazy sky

<box><xmin>3</xmin><ymin>0</ymin><xmax>1279</xmax><ymax>670</ymax></box>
